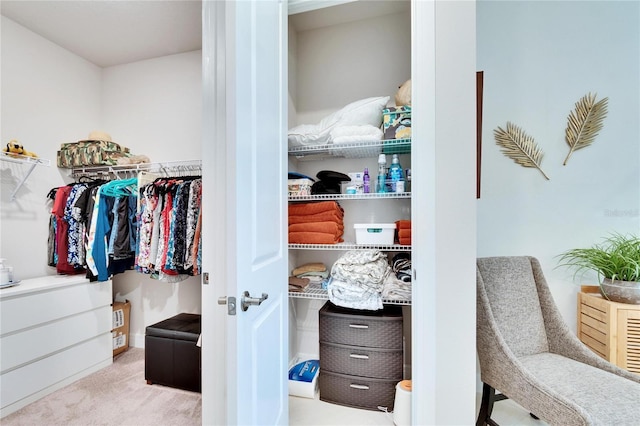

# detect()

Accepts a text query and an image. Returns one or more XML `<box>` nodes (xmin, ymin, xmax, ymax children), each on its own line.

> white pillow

<box><xmin>288</xmin><ymin>96</ymin><xmax>390</xmax><ymax>148</ymax></box>
<box><xmin>332</xmin><ymin>96</ymin><xmax>390</xmax><ymax>127</ymax></box>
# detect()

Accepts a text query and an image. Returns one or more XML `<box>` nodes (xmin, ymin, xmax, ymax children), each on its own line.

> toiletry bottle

<box><xmin>405</xmin><ymin>168</ymin><xmax>411</xmax><ymax>192</ymax></box>
<box><xmin>363</xmin><ymin>168</ymin><xmax>370</xmax><ymax>193</ymax></box>
<box><xmin>389</xmin><ymin>154</ymin><xmax>405</xmax><ymax>192</ymax></box>
<box><xmin>377</xmin><ymin>154</ymin><xmax>387</xmax><ymax>193</ymax></box>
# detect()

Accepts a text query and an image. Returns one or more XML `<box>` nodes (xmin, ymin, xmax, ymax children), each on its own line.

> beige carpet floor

<box><xmin>1</xmin><ymin>348</ymin><xmax>202</xmax><ymax>426</ymax></box>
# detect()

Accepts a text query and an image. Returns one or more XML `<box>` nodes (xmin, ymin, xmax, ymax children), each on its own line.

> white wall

<box><xmin>1</xmin><ymin>16</ymin><xmax>202</xmax><ymax>348</ymax></box>
<box><xmin>102</xmin><ymin>51</ymin><xmax>203</xmax><ymax>347</ymax></box>
<box><xmin>293</xmin><ymin>10</ymin><xmax>411</xmax><ymax>125</ymax></box>
<box><xmin>101</xmin><ymin>51</ymin><xmax>202</xmax><ymax>162</ymax></box>
<box><xmin>1</xmin><ymin>16</ymin><xmax>102</xmax><ymax>278</ymax></box>
<box><xmin>477</xmin><ymin>1</ymin><xmax>640</xmax><ymax>328</ymax></box>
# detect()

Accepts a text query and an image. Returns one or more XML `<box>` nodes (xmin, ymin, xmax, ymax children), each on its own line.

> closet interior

<box><xmin>286</xmin><ymin>0</ymin><xmax>413</xmax><ymax>416</ymax></box>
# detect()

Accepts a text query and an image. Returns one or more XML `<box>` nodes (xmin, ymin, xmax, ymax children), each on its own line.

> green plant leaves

<box><xmin>557</xmin><ymin>233</ymin><xmax>640</xmax><ymax>282</ymax></box>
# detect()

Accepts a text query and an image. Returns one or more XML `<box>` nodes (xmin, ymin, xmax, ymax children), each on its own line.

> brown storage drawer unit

<box><xmin>319</xmin><ymin>301</ymin><xmax>403</xmax><ymax>411</ymax></box>
<box><xmin>578</xmin><ymin>286</ymin><xmax>640</xmax><ymax>374</ymax></box>
<box><xmin>318</xmin><ymin>370</ymin><xmax>399</xmax><ymax>411</ymax></box>
<box><xmin>319</xmin><ymin>302</ymin><xmax>403</xmax><ymax>349</ymax></box>
<box><xmin>319</xmin><ymin>341</ymin><xmax>403</xmax><ymax>379</ymax></box>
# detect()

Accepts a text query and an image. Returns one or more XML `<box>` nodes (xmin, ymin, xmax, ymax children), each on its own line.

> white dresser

<box><xmin>0</xmin><ymin>275</ymin><xmax>112</xmax><ymax>417</ymax></box>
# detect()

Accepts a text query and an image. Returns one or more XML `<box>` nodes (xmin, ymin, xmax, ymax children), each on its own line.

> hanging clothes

<box><xmin>136</xmin><ymin>177</ymin><xmax>202</xmax><ymax>281</ymax></box>
<box><xmin>48</xmin><ymin>172</ymin><xmax>201</xmax><ymax>283</ymax></box>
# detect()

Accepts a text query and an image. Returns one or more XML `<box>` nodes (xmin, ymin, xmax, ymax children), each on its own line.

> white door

<box><xmin>201</xmin><ymin>1</ymin><xmax>288</xmax><ymax>425</ymax></box>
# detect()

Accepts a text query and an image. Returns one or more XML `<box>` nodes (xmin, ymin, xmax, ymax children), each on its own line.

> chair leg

<box><xmin>476</xmin><ymin>383</ymin><xmax>501</xmax><ymax>426</ymax></box>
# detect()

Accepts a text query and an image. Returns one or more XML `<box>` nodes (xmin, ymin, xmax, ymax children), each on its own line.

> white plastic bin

<box><xmin>354</xmin><ymin>223</ymin><xmax>395</xmax><ymax>245</ymax></box>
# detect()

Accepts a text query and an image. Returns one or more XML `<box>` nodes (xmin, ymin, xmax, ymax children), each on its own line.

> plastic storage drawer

<box><xmin>318</xmin><ymin>303</ymin><xmax>403</xmax><ymax>349</ymax></box>
<box><xmin>319</xmin><ymin>370</ymin><xmax>398</xmax><ymax>411</ymax></box>
<box><xmin>319</xmin><ymin>341</ymin><xmax>403</xmax><ymax>379</ymax></box>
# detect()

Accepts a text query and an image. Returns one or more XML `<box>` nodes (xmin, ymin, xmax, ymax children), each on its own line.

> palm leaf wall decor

<box><xmin>494</xmin><ymin>122</ymin><xmax>550</xmax><ymax>180</ymax></box>
<box><xmin>563</xmin><ymin>93</ymin><xmax>608</xmax><ymax>165</ymax></box>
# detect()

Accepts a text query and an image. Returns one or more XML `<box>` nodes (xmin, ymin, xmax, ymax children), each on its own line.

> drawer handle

<box><xmin>349</xmin><ymin>384</ymin><xmax>370</xmax><ymax>390</ymax></box>
<box><xmin>349</xmin><ymin>354</ymin><xmax>369</xmax><ymax>360</ymax></box>
<box><xmin>348</xmin><ymin>324</ymin><xmax>369</xmax><ymax>329</ymax></box>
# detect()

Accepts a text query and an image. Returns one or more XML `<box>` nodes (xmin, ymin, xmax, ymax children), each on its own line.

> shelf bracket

<box><xmin>10</xmin><ymin>162</ymin><xmax>38</xmax><ymax>201</ymax></box>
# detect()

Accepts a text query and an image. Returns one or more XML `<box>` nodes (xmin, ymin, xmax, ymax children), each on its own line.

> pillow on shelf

<box><xmin>288</xmin><ymin>96</ymin><xmax>390</xmax><ymax>148</ymax></box>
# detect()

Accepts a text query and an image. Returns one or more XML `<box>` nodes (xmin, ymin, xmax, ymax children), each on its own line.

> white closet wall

<box><xmin>1</xmin><ymin>16</ymin><xmax>102</xmax><ymax>278</ymax></box>
<box><xmin>1</xmin><ymin>15</ymin><xmax>203</xmax><ymax>349</ymax></box>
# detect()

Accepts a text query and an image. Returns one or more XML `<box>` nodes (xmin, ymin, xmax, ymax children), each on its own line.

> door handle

<box><xmin>218</xmin><ymin>296</ymin><xmax>236</xmax><ymax>315</ymax></box>
<box><xmin>241</xmin><ymin>291</ymin><xmax>268</xmax><ymax>311</ymax></box>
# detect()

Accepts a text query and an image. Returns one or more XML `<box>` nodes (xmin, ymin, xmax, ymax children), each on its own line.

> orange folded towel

<box><xmin>399</xmin><ymin>237</ymin><xmax>412</xmax><ymax>246</ymax></box>
<box><xmin>289</xmin><ymin>211</ymin><xmax>344</xmax><ymax>225</ymax></box>
<box><xmin>289</xmin><ymin>201</ymin><xmax>343</xmax><ymax>217</ymax></box>
<box><xmin>289</xmin><ymin>232</ymin><xmax>344</xmax><ymax>244</ymax></box>
<box><xmin>289</xmin><ymin>221</ymin><xmax>344</xmax><ymax>236</ymax></box>
<box><xmin>398</xmin><ymin>229</ymin><xmax>412</xmax><ymax>239</ymax></box>
<box><xmin>396</xmin><ymin>220</ymin><xmax>411</xmax><ymax>230</ymax></box>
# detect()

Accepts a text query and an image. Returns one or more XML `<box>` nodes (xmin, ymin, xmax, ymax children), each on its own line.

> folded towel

<box><xmin>289</xmin><ymin>276</ymin><xmax>310</xmax><ymax>292</ymax></box>
<box><xmin>289</xmin><ymin>201</ymin><xmax>343</xmax><ymax>216</ymax></box>
<box><xmin>292</xmin><ymin>262</ymin><xmax>327</xmax><ymax>276</ymax></box>
<box><xmin>399</xmin><ymin>237</ymin><xmax>412</xmax><ymax>245</ymax></box>
<box><xmin>398</xmin><ymin>229</ymin><xmax>411</xmax><ymax>239</ymax></box>
<box><xmin>289</xmin><ymin>231</ymin><xmax>343</xmax><ymax>245</ymax></box>
<box><xmin>289</xmin><ymin>221</ymin><xmax>344</xmax><ymax>236</ymax></box>
<box><xmin>288</xmin><ymin>211</ymin><xmax>344</xmax><ymax>225</ymax></box>
<box><xmin>396</xmin><ymin>220</ymin><xmax>411</xmax><ymax>230</ymax></box>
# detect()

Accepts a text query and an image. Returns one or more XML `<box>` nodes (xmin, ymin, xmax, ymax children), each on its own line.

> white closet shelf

<box><xmin>69</xmin><ymin>160</ymin><xmax>202</xmax><ymax>179</ymax></box>
<box><xmin>289</xmin><ymin>242</ymin><xmax>411</xmax><ymax>251</ymax></box>
<box><xmin>289</xmin><ymin>283</ymin><xmax>411</xmax><ymax>306</ymax></box>
<box><xmin>288</xmin><ymin>138</ymin><xmax>411</xmax><ymax>161</ymax></box>
<box><xmin>289</xmin><ymin>192</ymin><xmax>411</xmax><ymax>201</ymax></box>
<box><xmin>1</xmin><ymin>152</ymin><xmax>51</xmax><ymax>201</ymax></box>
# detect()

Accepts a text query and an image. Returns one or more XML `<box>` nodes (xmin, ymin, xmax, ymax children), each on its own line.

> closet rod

<box><xmin>69</xmin><ymin>160</ymin><xmax>202</xmax><ymax>180</ymax></box>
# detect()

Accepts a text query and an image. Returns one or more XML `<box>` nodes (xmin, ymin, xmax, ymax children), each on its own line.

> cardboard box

<box><xmin>112</xmin><ymin>300</ymin><xmax>131</xmax><ymax>357</ymax></box>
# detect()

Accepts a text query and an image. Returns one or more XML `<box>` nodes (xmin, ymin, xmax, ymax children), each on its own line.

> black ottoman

<box><xmin>145</xmin><ymin>313</ymin><xmax>201</xmax><ymax>392</ymax></box>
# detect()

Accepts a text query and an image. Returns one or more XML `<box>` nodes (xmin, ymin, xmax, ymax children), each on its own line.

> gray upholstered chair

<box><xmin>476</xmin><ymin>256</ymin><xmax>640</xmax><ymax>426</ymax></box>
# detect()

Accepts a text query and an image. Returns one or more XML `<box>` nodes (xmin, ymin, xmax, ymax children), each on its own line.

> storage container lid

<box><xmin>353</xmin><ymin>223</ymin><xmax>396</xmax><ymax>229</ymax></box>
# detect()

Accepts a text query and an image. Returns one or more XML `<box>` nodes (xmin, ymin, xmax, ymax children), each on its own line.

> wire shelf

<box><xmin>69</xmin><ymin>160</ymin><xmax>202</xmax><ymax>179</ymax></box>
<box><xmin>288</xmin><ymin>283</ymin><xmax>411</xmax><ymax>305</ymax></box>
<box><xmin>289</xmin><ymin>242</ymin><xmax>411</xmax><ymax>251</ymax></box>
<box><xmin>288</xmin><ymin>138</ymin><xmax>411</xmax><ymax>160</ymax></box>
<box><xmin>1</xmin><ymin>151</ymin><xmax>51</xmax><ymax>166</ymax></box>
<box><xmin>289</xmin><ymin>192</ymin><xmax>411</xmax><ymax>202</ymax></box>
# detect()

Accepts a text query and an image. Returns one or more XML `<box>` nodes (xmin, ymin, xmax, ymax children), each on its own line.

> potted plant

<box><xmin>557</xmin><ymin>233</ymin><xmax>640</xmax><ymax>304</ymax></box>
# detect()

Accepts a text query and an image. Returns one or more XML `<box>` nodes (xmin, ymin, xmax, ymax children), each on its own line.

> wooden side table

<box><xmin>577</xmin><ymin>285</ymin><xmax>640</xmax><ymax>374</ymax></box>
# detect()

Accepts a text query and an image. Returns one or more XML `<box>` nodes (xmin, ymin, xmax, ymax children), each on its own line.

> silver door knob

<box><xmin>241</xmin><ymin>291</ymin><xmax>268</xmax><ymax>311</ymax></box>
<box><xmin>218</xmin><ymin>296</ymin><xmax>236</xmax><ymax>315</ymax></box>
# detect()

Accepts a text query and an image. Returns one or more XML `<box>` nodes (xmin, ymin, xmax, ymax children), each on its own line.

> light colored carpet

<box><xmin>1</xmin><ymin>348</ymin><xmax>202</xmax><ymax>426</ymax></box>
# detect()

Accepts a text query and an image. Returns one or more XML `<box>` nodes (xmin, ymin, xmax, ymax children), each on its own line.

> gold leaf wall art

<box><xmin>494</xmin><ymin>122</ymin><xmax>550</xmax><ymax>180</ymax></box>
<box><xmin>563</xmin><ymin>92</ymin><xmax>608</xmax><ymax>165</ymax></box>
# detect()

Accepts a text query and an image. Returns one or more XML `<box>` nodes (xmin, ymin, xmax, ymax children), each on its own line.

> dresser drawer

<box><xmin>319</xmin><ymin>370</ymin><xmax>398</xmax><ymax>411</ymax></box>
<box><xmin>319</xmin><ymin>302</ymin><xmax>403</xmax><ymax>349</ymax></box>
<box><xmin>320</xmin><ymin>341</ymin><xmax>402</xmax><ymax>379</ymax></box>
